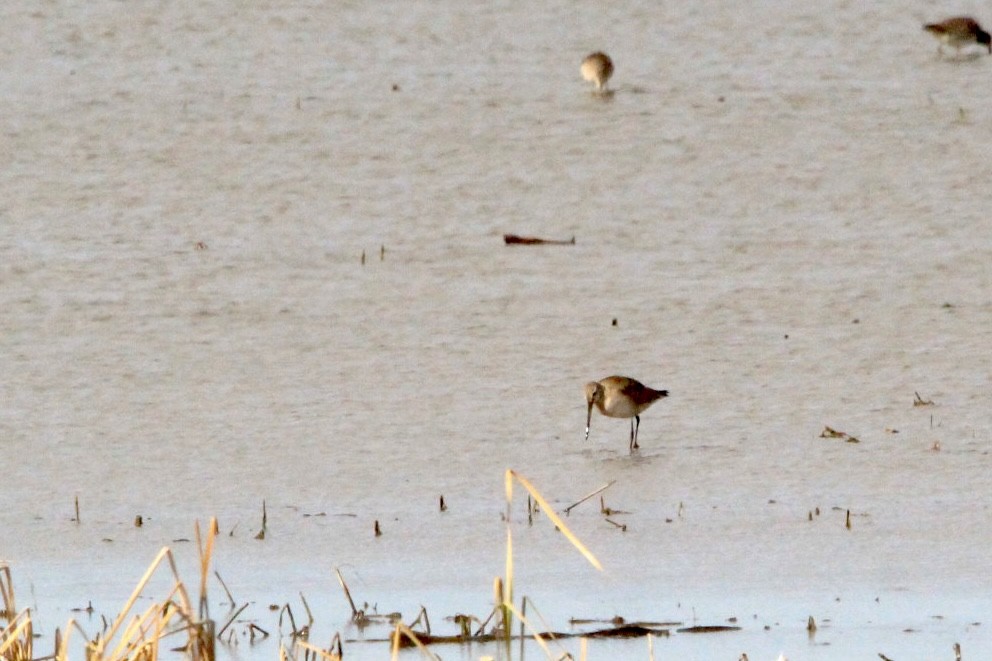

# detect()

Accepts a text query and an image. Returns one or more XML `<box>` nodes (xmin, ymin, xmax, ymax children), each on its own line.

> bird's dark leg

<box><xmin>631</xmin><ymin>415</ymin><xmax>641</xmax><ymax>451</ymax></box>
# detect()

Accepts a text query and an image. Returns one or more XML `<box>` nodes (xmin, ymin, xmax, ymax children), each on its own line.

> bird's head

<box><xmin>584</xmin><ymin>382</ymin><xmax>604</xmax><ymax>439</ymax></box>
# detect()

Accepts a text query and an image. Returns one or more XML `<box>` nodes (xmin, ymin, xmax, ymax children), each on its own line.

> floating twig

<box><xmin>565</xmin><ymin>481</ymin><xmax>616</xmax><ymax>515</ymax></box>
<box><xmin>914</xmin><ymin>391</ymin><xmax>935</xmax><ymax>407</ymax></box>
<box><xmin>503</xmin><ymin>234</ymin><xmax>576</xmax><ymax>246</ymax></box>
<box><xmin>820</xmin><ymin>426</ymin><xmax>860</xmax><ymax>443</ymax></box>
<box><xmin>605</xmin><ymin>518</ymin><xmax>627</xmax><ymax>532</ymax></box>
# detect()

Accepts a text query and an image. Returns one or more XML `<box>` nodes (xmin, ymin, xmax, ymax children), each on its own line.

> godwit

<box><xmin>584</xmin><ymin>376</ymin><xmax>668</xmax><ymax>451</ymax></box>
<box><xmin>924</xmin><ymin>17</ymin><xmax>992</xmax><ymax>55</ymax></box>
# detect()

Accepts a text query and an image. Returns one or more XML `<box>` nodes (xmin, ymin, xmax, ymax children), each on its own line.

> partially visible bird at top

<box><xmin>923</xmin><ymin>17</ymin><xmax>992</xmax><ymax>56</ymax></box>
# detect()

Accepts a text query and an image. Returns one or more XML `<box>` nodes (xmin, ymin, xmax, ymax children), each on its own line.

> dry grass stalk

<box><xmin>494</xmin><ymin>470</ymin><xmax>604</xmax><ymax>659</ymax></box>
<box><xmin>506</xmin><ymin>470</ymin><xmax>603</xmax><ymax>571</ymax></box>
<box><xmin>195</xmin><ymin>519</ymin><xmax>216</xmax><ymax>620</ymax></box>
<box><xmin>0</xmin><ymin>564</ymin><xmax>15</xmax><ymax>620</ymax></box>
<box><xmin>48</xmin><ymin>518</ymin><xmax>219</xmax><ymax>661</ymax></box>
<box><xmin>502</xmin><ymin>601</ymin><xmax>566</xmax><ymax>660</ymax></box>
<box><xmin>0</xmin><ymin>609</ymin><xmax>32</xmax><ymax>661</ymax></box>
<box><xmin>517</xmin><ymin>596</ymin><xmax>568</xmax><ymax>656</ymax></box>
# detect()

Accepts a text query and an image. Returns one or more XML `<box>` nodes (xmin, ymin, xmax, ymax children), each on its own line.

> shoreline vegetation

<box><xmin>0</xmin><ymin>471</ymin><xmax>751</xmax><ymax>661</ymax></box>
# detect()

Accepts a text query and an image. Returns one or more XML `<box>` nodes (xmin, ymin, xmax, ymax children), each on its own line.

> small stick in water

<box><xmin>565</xmin><ymin>480</ymin><xmax>616</xmax><ymax>515</ymax></box>
<box><xmin>255</xmin><ymin>500</ymin><xmax>267</xmax><ymax>539</ymax></box>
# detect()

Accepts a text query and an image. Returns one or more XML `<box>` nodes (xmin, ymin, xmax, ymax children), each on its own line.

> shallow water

<box><xmin>3</xmin><ymin>0</ymin><xmax>992</xmax><ymax>659</ymax></box>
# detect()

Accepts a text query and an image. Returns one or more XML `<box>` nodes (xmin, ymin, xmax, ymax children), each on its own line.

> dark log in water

<box><xmin>503</xmin><ymin>234</ymin><xmax>576</xmax><ymax>245</ymax></box>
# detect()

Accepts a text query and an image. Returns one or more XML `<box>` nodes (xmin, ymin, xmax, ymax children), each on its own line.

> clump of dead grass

<box><xmin>1</xmin><ymin>518</ymin><xmax>219</xmax><ymax>661</ymax></box>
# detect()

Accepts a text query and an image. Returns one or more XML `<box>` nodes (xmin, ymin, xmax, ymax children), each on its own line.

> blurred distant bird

<box><xmin>923</xmin><ymin>17</ymin><xmax>992</xmax><ymax>55</ymax></box>
<box><xmin>580</xmin><ymin>51</ymin><xmax>614</xmax><ymax>92</ymax></box>
<box><xmin>584</xmin><ymin>376</ymin><xmax>668</xmax><ymax>451</ymax></box>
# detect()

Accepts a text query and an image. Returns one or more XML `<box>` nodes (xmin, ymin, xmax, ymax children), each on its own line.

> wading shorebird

<box><xmin>580</xmin><ymin>51</ymin><xmax>614</xmax><ymax>92</ymax></box>
<box><xmin>584</xmin><ymin>376</ymin><xmax>668</xmax><ymax>451</ymax></box>
<box><xmin>923</xmin><ymin>17</ymin><xmax>992</xmax><ymax>56</ymax></box>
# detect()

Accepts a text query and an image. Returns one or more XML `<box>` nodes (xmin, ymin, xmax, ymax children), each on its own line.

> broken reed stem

<box><xmin>74</xmin><ymin>495</ymin><xmax>80</xmax><ymax>525</ymax></box>
<box><xmin>279</xmin><ymin>604</ymin><xmax>299</xmax><ymax>636</ymax></box>
<box><xmin>409</xmin><ymin>606</ymin><xmax>431</xmax><ymax>636</ymax></box>
<box><xmin>473</xmin><ymin>606</ymin><xmax>497</xmax><ymax>637</ymax></box>
<box><xmin>214</xmin><ymin>571</ymin><xmax>236</xmax><ymax>607</ymax></box>
<box><xmin>564</xmin><ymin>480</ymin><xmax>617</xmax><ymax>515</ymax></box>
<box><xmin>217</xmin><ymin>603</ymin><xmax>249</xmax><ymax>638</ymax></box>
<box><xmin>334</xmin><ymin>569</ymin><xmax>359</xmax><ymax>619</ymax></box>
<box><xmin>300</xmin><ymin>593</ymin><xmax>314</xmax><ymax>627</ymax></box>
